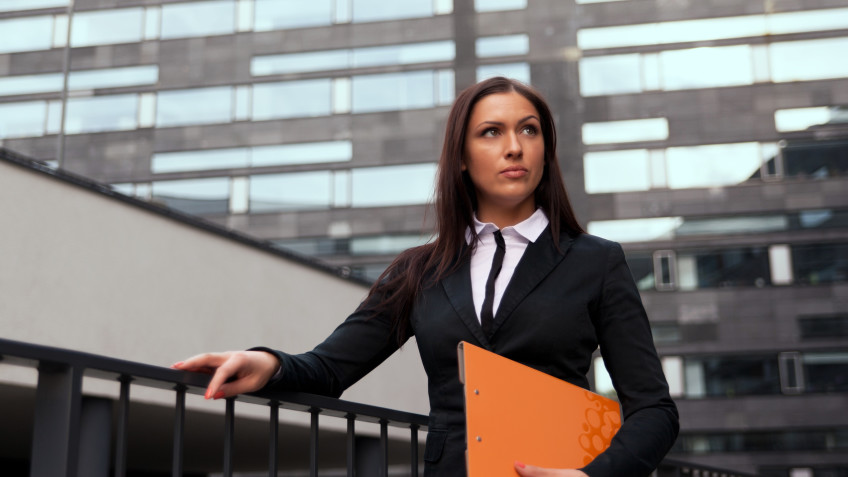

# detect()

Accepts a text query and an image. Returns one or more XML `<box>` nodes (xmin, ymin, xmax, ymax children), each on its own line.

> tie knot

<box><xmin>493</xmin><ymin>230</ymin><xmax>505</xmax><ymax>250</ymax></box>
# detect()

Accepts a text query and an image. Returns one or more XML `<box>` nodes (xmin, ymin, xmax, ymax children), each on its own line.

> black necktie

<box><xmin>481</xmin><ymin>230</ymin><xmax>505</xmax><ymax>336</ymax></box>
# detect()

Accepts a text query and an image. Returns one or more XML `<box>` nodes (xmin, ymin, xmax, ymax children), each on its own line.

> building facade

<box><xmin>1</xmin><ymin>0</ymin><xmax>847</xmax><ymax>474</ymax></box>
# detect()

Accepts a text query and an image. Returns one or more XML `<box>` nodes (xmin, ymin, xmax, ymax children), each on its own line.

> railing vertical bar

<box><xmin>380</xmin><ymin>419</ymin><xmax>388</xmax><ymax>477</ymax></box>
<box><xmin>29</xmin><ymin>363</ymin><xmax>83</xmax><ymax>477</ymax></box>
<box><xmin>268</xmin><ymin>401</ymin><xmax>279</xmax><ymax>477</ymax></box>
<box><xmin>171</xmin><ymin>386</ymin><xmax>185</xmax><ymax>477</ymax></box>
<box><xmin>113</xmin><ymin>376</ymin><xmax>131</xmax><ymax>477</ymax></box>
<box><xmin>309</xmin><ymin>409</ymin><xmax>320</xmax><ymax>477</ymax></box>
<box><xmin>224</xmin><ymin>397</ymin><xmax>235</xmax><ymax>477</ymax></box>
<box><xmin>346</xmin><ymin>414</ymin><xmax>355</xmax><ymax>477</ymax></box>
<box><xmin>410</xmin><ymin>424</ymin><xmax>419</xmax><ymax>477</ymax></box>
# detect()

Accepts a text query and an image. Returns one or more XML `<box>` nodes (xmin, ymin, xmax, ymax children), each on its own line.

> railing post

<box><xmin>310</xmin><ymin>408</ymin><xmax>320</xmax><ymax>477</ymax></box>
<box><xmin>30</xmin><ymin>363</ymin><xmax>83</xmax><ymax>477</ymax></box>
<box><xmin>410</xmin><ymin>424</ymin><xmax>419</xmax><ymax>477</ymax></box>
<box><xmin>346</xmin><ymin>414</ymin><xmax>356</xmax><ymax>477</ymax></box>
<box><xmin>77</xmin><ymin>396</ymin><xmax>112</xmax><ymax>477</ymax></box>
<box><xmin>224</xmin><ymin>397</ymin><xmax>235</xmax><ymax>477</ymax></box>
<box><xmin>269</xmin><ymin>401</ymin><xmax>279</xmax><ymax>477</ymax></box>
<box><xmin>172</xmin><ymin>385</ymin><xmax>186</xmax><ymax>477</ymax></box>
<box><xmin>380</xmin><ymin>419</ymin><xmax>388</xmax><ymax>477</ymax></box>
<box><xmin>113</xmin><ymin>376</ymin><xmax>131</xmax><ymax>477</ymax></box>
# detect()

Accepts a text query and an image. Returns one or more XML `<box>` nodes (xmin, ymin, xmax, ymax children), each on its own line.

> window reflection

<box><xmin>625</xmin><ymin>253</ymin><xmax>655</xmax><ymax>291</ymax></box>
<box><xmin>251</xmin><ymin>41</ymin><xmax>455</xmax><ymax>76</ymax></box>
<box><xmin>666</xmin><ymin>142</ymin><xmax>762</xmax><ymax>189</ymax></box>
<box><xmin>476</xmin><ymin>62</ymin><xmax>530</xmax><ymax>83</ymax></box>
<box><xmin>476</xmin><ymin>34</ymin><xmax>529</xmax><ymax>58</ymax></box>
<box><xmin>0</xmin><ymin>16</ymin><xmax>55</xmax><ymax>54</ymax></box>
<box><xmin>0</xmin><ymin>0</ymin><xmax>68</xmax><ymax>11</ymax></box>
<box><xmin>151</xmin><ymin>177</ymin><xmax>230</xmax><ymax>215</ymax></box>
<box><xmin>792</xmin><ymin>243</ymin><xmax>848</xmax><ymax>285</ymax></box>
<box><xmin>474</xmin><ymin>0</ymin><xmax>526</xmax><ymax>12</ymax></box>
<box><xmin>661</xmin><ymin>46</ymin><xmax>753</xmax><ymax>90</ymax></box>
<box><xmin>351</xmin><ymin>163</ymin><xmax>437</xmax><ymax>207</ymax></box>
<box><xmin>65</xmin><ymin>94</ymin><xmax>138</xmax><ymax>134</ymax></box>
<box><xmin>161</xmin><ymin>0</ymin><xmax>235</xmax><ymax>39</ymax></box>
<box><xmin>584</xmin><ymin>149</ymin><xmax>650</xmax><ymax>193</ymax></box>
<box><xmin>252</xmin><ymin>79</ymin><xmax>332</xmax><ymax>120</ymax></box>
<box><xmin>0</xmin><ymin>73</ymin><xmax>63</xmax><ymax>96</ymax></box>
<box><xmin>782</xmin><ymin>139</ymin><xmax>848</xmax><ymax>179</ymax></box>
<box><xmin>250</xmin><ymin>171</ymin><xmax>333</xmax><ymax>212</ymax></box>
<box><xmin>156</xmin><ymin>87</ymin><xmax>233</xmax><ymax>127</ymax></box>
<box><xmin>68</xmin><ymin>65</ymin><xmax>159</xmax><ymax>90</ymax></box>
<box><xmin>685</xmin><ymin>355</ymin><xmax>780</xmax><ymax>398</ymax></box>
<box><xmin>352</xmin><ymin>71</ymin><xmax>437</xmax><ymax>113</ymax></box>
<box><xmin>677</xmin><ymin>247</ymin><xmax>770</xmax><ymax>290</ymax></box>
<box><xmin>582</xmin><ymin>118</ymin><xmax>668</xmax><ymax>145</ymax></box>
<box><xmin>770</xmin><ymin>37</ymin><xmax>848</xmax><ymax>83</ymax></box>
<box><xmin>675</xmin><ymin>429</ymin><xmax>846</xmax><ymax>453</ymax></box>
<box><xmin>153</xmin><ymin>148</ymin><xmax>249</xmax><ymax>174</ymax></box>
<box><xmin>352</xmin><ymin>0</ymin><xmax>433</xmax><ymax>23</ymax></box>
<box><xmin>803</xmin><ymin>353</ymin><xmax>848</xmax><ymax>393</ymax></box>
<box><xmin>71</xmin><ymin>8</ymin><xmax>144</xmax><ymax>47</ymax></box>
<box><xmin>254</xmin><ymin>0</ymin><xmax>332</xmax><ymax>30</ymax></box>
<box><xmin>579</xmin><ymin>54</ymin><xmax>641</xmax><ymax>96</ymax></box>
<box><xmin>0</xmin><ymin>101</ymin><xmax>47</xmax><ymax>139</ymax></box>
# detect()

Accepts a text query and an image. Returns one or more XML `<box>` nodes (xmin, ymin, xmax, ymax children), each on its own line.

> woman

<box><xmin>174</xmin><ymin>77</ymin><xmax>679</xmax><ymax>476</ymax></box>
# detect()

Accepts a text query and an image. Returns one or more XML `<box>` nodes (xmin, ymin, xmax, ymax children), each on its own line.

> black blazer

<box><xmin>261</xmin><ymin>229</ymin><xmax>679</xmax><ymax>476</ymax></box>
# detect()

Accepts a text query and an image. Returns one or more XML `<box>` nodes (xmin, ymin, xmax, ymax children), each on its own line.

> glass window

<box><xmin>476</xmin><ymin>62</ymin><xmax>530</xmax><ymax>83</ymax></box>
<box><xmin>250</xmin><ymin>171</ymin><xmax>332</xmax><ymax>212</ymax></box>
<box><xmin>675</xmin><ymin>429</ymin><xmax>844</xmax><ymax>453</ymax></box>
<box><xmin>351</xmin><ymin>163</ymin><xmax>437</xmax><ymax>207</ymax></box>
<box><xmin>64</xmin><ymin>94</ymin><xmax>138</xmax><ymax>134</ymax></box>
<box><xmin>476</xmin><ymin>34</ymin><xmax>529</xmax><ymax>58</ymax></box>
<box><xmin>579</xmin><ymin>54</ymin><xmax>641</xmax><ymax>96</ymax></box>
<box><xmin>592</xmin><ymin>357</ymin><xmax>616</xmax><ymax>399</ymax></box>
<box><xmin>352</xmin><ymin>0</ymin><xmax>433</xmax><ymax>23</ymax></box>
<box><xmin>661</xmin><ymin>45</ymin><xmax>753</xmax><ymax>90</ymax></box>
<box><xmin>0</xmin><ymin>0</ymin><xmax>69</xmax><ymax>11</ymax></box>
<box><xmin>156</xmin><ymin>87</ymin><xmax>233</xmax><ymax>127</ymax></box>
<box><xmin>0</xmin><ymin>16</ymin><xmax>55</xmax><ymax>54</ymax></box>
<box><xmin>353</xmin><ymin>41</ymin><xmax>455</xmax><ymax>68</ymax></box>
<box><xmin>152</xmin><ymin>148</ymin><xmax>249</xmax><ymax>174</ymax></box>
<box><xmin>161</xmin><ymin>0</ymin><xmax>236</xmax><ymax>39</ymax></box>
<box><xmin>771</xmin><ymin>37</ymin><xmax>848</xmax><ymax>83</ymax></box>
<box><xmin>588</xmin><ymin>217</ymin><xmax>682</xmax><ymax>243</ymax></box>
<box><xmin>584</xmin><ymin>149</ymin><xmax>651</xmax><ymax>193</ymax></box>
<box><xmin>270</xmin><ymin>236</ymin><xmax>350</xmax><ymax>256</ymax></box>
<box><xmin>775</xmin><ymin>107</ymin><xmax>834</xmax><ymax>132</ymax></box>
<box><xmin>0</xmin><ymin>101</ymin><xmax>47</xmax><ymax>139</ymax></box>
<box><xmin>782</xmin><ymin>139</ymin><xmax>848</xmax><ymax>179</ymax></box>
<box><xmin>251</xmin><ymin>41</ymin><xmax>455</xmax><ymax>76</ymax></box>
<box><xmin>677</xmin><ymin>247</ymin><xmax>771</xmax><ymax>289</ymax></box>
<box><xmin>576</xmin><ymin>0</ymin><xmax>627</xmax><ymax>3</ymax></box>
<box><xmin>685</xmin><ymin>355</ymin><xmax>780</xmax><ymax>398</ymax></box>
<box><xmin>252</xmin><ymin>79</ymin><xmax>332</xmax><ymax>120</ymax></box>
<box><xmin>69</xmin><ymin>65</ymin><xmax>159</xmax><ymax>90</ymax></box>
<box><xmin>350</xmin><ymin>234</ymin><xmax>431</xmax><ymax>255</ymax></box>
<box><xmin>352</xmin><ymin>71</ymin><xmax>435</xmax><ymax>113</ymax></box>
<box><xmin>576</xmin><ymin>8</ymin><xmax>848</xmax><ymax>50</ymax></box>
<box><xmin>254</xmin><ymin>0</ymin><xmax>332</xmax><ymax>30</ymax></box>
<box><xmin>799</xmin><ymin>315</ymin><xmax>848</xmax><ymax>340</ymax></box>
<box><xmin>474</xmin><ymin>0</ymin><xmax>526</xmax><ymax>12</ymax></box>
<box><xmin>803</xmin><ymin>353</ymin><xmax>848</xmax><ymax>393</ymax></box>
<box><xmin>252</xmin><ymin>141</ymin><xmax>352</xmax><ymax>167</ymax></box>
<box><xmin>666</xmin><ymin>142</ymin><xmax>762</xmax><ymax>189</ymax></box>
<box><xmin>0</xmin><ymin>73</ymin><xmax>63</xmax><ymax>96</ymax></box>
<box><xmin>792</xmin><ymin>243</ymin><xmax>848</xmax><ymax>285</ymax></box>
<box><xmin>151</xmin><ymin>177</ymin><xmax>230</xmax><ymax>215</ymax></box>
<box><xmin>651</xmin><ymin>323</ymin><xmax>681</xmax><ymax>344</ymax></box>
<box><xmin>624</xmin><ymin>252</ymin><xmax>655</xmax><ymax>291</ymax></box>
<box><xmin>71</xmin><ymin>8</ymin><xmax>144</xmax><ymax>47</ymax></box>
<box><xmin>582</xmin><ymin>118</ymin><xmax>668</xmax><ymax>145</ymax></box>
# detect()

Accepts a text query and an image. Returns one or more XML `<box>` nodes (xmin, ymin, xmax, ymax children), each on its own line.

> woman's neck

<box><xmin>476</xmin><ymin>202</ymin><xmax>536</xmax><ymax>229</ymax></box>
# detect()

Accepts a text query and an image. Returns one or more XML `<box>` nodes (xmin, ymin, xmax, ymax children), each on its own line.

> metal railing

<box><xmin>0</xmin><ymin>338</ymin><xmax>426</xmax><ymax>477</ymax></box>
<box><xmin>0</xmin><ymin>338</ymin><xmax>760</xmax><ymax>477</ymax></box>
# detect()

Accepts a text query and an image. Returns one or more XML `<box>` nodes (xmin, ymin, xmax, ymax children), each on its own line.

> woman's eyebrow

<box><xmin>473</xmin><ymin>115</ymin><xmax>540</xmax><ymax>129</ymax></box>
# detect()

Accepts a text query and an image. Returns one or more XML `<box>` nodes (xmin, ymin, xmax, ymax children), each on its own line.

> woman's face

<box><xmin>462</xmin><ymin>91</ymin><xmax>545</xmax><ymax>220</ymax></box>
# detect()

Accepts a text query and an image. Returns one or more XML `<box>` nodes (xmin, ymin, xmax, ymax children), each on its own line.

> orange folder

<box><xmin>458</xmin><ymin>341</ymin><xmax>622</xmax><ymax>476</ymax></box>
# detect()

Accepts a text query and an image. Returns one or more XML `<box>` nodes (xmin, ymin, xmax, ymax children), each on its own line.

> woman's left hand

<box><xmin>514</xmin><ymin>461</ymin><xmax>589</xmax><ymax>477</ymax></box>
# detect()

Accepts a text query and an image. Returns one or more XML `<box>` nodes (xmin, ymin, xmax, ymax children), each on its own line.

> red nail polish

<box><xmin>515</xmin><ymin>461</ymin><xmax>526</xmax><ymax>469</ymax></box>
<box><xmin>172</xmin><ymin>362</ymin><xmax>184</xmax><ymax>368</ymax></box>
<box><xmin>213</xmin><ymin>391</ymin><xmax>225</xmax><ymax>400</ymax></box>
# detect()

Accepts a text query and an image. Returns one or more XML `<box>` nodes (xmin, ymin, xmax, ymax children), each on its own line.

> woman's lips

<box><xmin>501</xmin><ymin>167</ymin><xmax>528</xmax><ymax>178</ymax></box>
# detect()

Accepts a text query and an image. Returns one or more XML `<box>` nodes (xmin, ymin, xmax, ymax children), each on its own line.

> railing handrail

<box><xmin>0</xmin><ymin>337</ymin><xmax>429</xmax><ymax>430</ymax></box>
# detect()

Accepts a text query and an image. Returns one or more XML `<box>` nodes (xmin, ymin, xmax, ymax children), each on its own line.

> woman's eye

<box><xmin>482</xmin><ymin>128</ymin><xmax>499</xmax><ymax>137</ymax></box>
<box><xmin>522</xmin><ymin>125</ymin><xmax>538</xmax><ymax>135</ymax></box>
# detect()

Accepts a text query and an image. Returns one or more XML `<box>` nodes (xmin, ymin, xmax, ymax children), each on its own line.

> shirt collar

<box><xmin>466</xmin><ymin>208</ymin><xmax>550</xmax><ymax>244</ymax></box>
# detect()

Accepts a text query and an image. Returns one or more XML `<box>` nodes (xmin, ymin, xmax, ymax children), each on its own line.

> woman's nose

<box><xmin>505</xmin><ymin>132</ymin><xmax>523</xmax><ymax>158</ymax></box>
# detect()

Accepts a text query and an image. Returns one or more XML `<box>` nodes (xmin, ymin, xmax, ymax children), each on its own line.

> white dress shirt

<box><xmin>466</xmin><ymin>208</ymin><xmax>549</xmax><ymax>323</ymax></box>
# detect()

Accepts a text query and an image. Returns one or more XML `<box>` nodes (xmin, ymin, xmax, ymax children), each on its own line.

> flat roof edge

<box><xmin>0</xmin><ymin>147</ymin><xmax>372</xmax><ymax>288</ymax></box>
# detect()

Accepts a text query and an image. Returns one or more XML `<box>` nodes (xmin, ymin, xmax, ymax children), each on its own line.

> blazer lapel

<box><xmin>441</xmin><ymin>257</ymin><xmax>492</xmax><ymax>349</ymax></box>
<box><xmin>489</xmin><ymin>228</ymin><xmax>574</xmax><ymax>337</ymax></box>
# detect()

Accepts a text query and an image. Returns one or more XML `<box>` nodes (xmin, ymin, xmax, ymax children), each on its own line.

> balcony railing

<box><xmin>0</xmin><ymin>338</ymin><xmax>759</xmax><ymax>477</ymax></box>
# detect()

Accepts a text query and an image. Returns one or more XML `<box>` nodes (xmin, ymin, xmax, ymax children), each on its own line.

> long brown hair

<box><xmin>365</xmin><ymin>77</ymin><xmax>584</xmax><ymax>343</ymax></box>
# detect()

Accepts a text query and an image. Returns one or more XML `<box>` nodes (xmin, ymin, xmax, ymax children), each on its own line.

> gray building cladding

<box><xmin>1</xmin><ymin>0</ymin><xmax>847</xmax><ymax>475</ymax></box>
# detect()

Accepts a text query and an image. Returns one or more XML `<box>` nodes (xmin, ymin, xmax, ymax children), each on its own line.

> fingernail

<box><xmin>172</xmin><ymin>362</ymin><xmax>184</xmax><ymax>368</ymax></box>
<box><xmin>515</xmin><ymin>461</ymin><xmax>526</xmax><ymax>469</ymax></box>
<box><xmin>213</xmin><ymin>391</ymin><xmax>225</xmax><ymax>400</ymax></box>
<box><xmin>204</xmin><ymin>390</ymin><xmax>212</xmax><ymax>400</ymax></box>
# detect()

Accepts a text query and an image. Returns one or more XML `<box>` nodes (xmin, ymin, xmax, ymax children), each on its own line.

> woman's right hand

<box><xmin>171</xmin><ymin>350</ymin><xmax>280</xmax><ymax>400</ymax></box>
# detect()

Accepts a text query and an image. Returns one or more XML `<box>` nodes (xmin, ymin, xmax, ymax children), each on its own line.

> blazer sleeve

<box><xmin>580</xmin><ymin>241</ymin><xmax>679</xmax><ymax>476</ymax></box>
<box><xmin>253</xmin><ymin>292</ymin><xmax>406</xmax><ymax>398</ymax></box>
